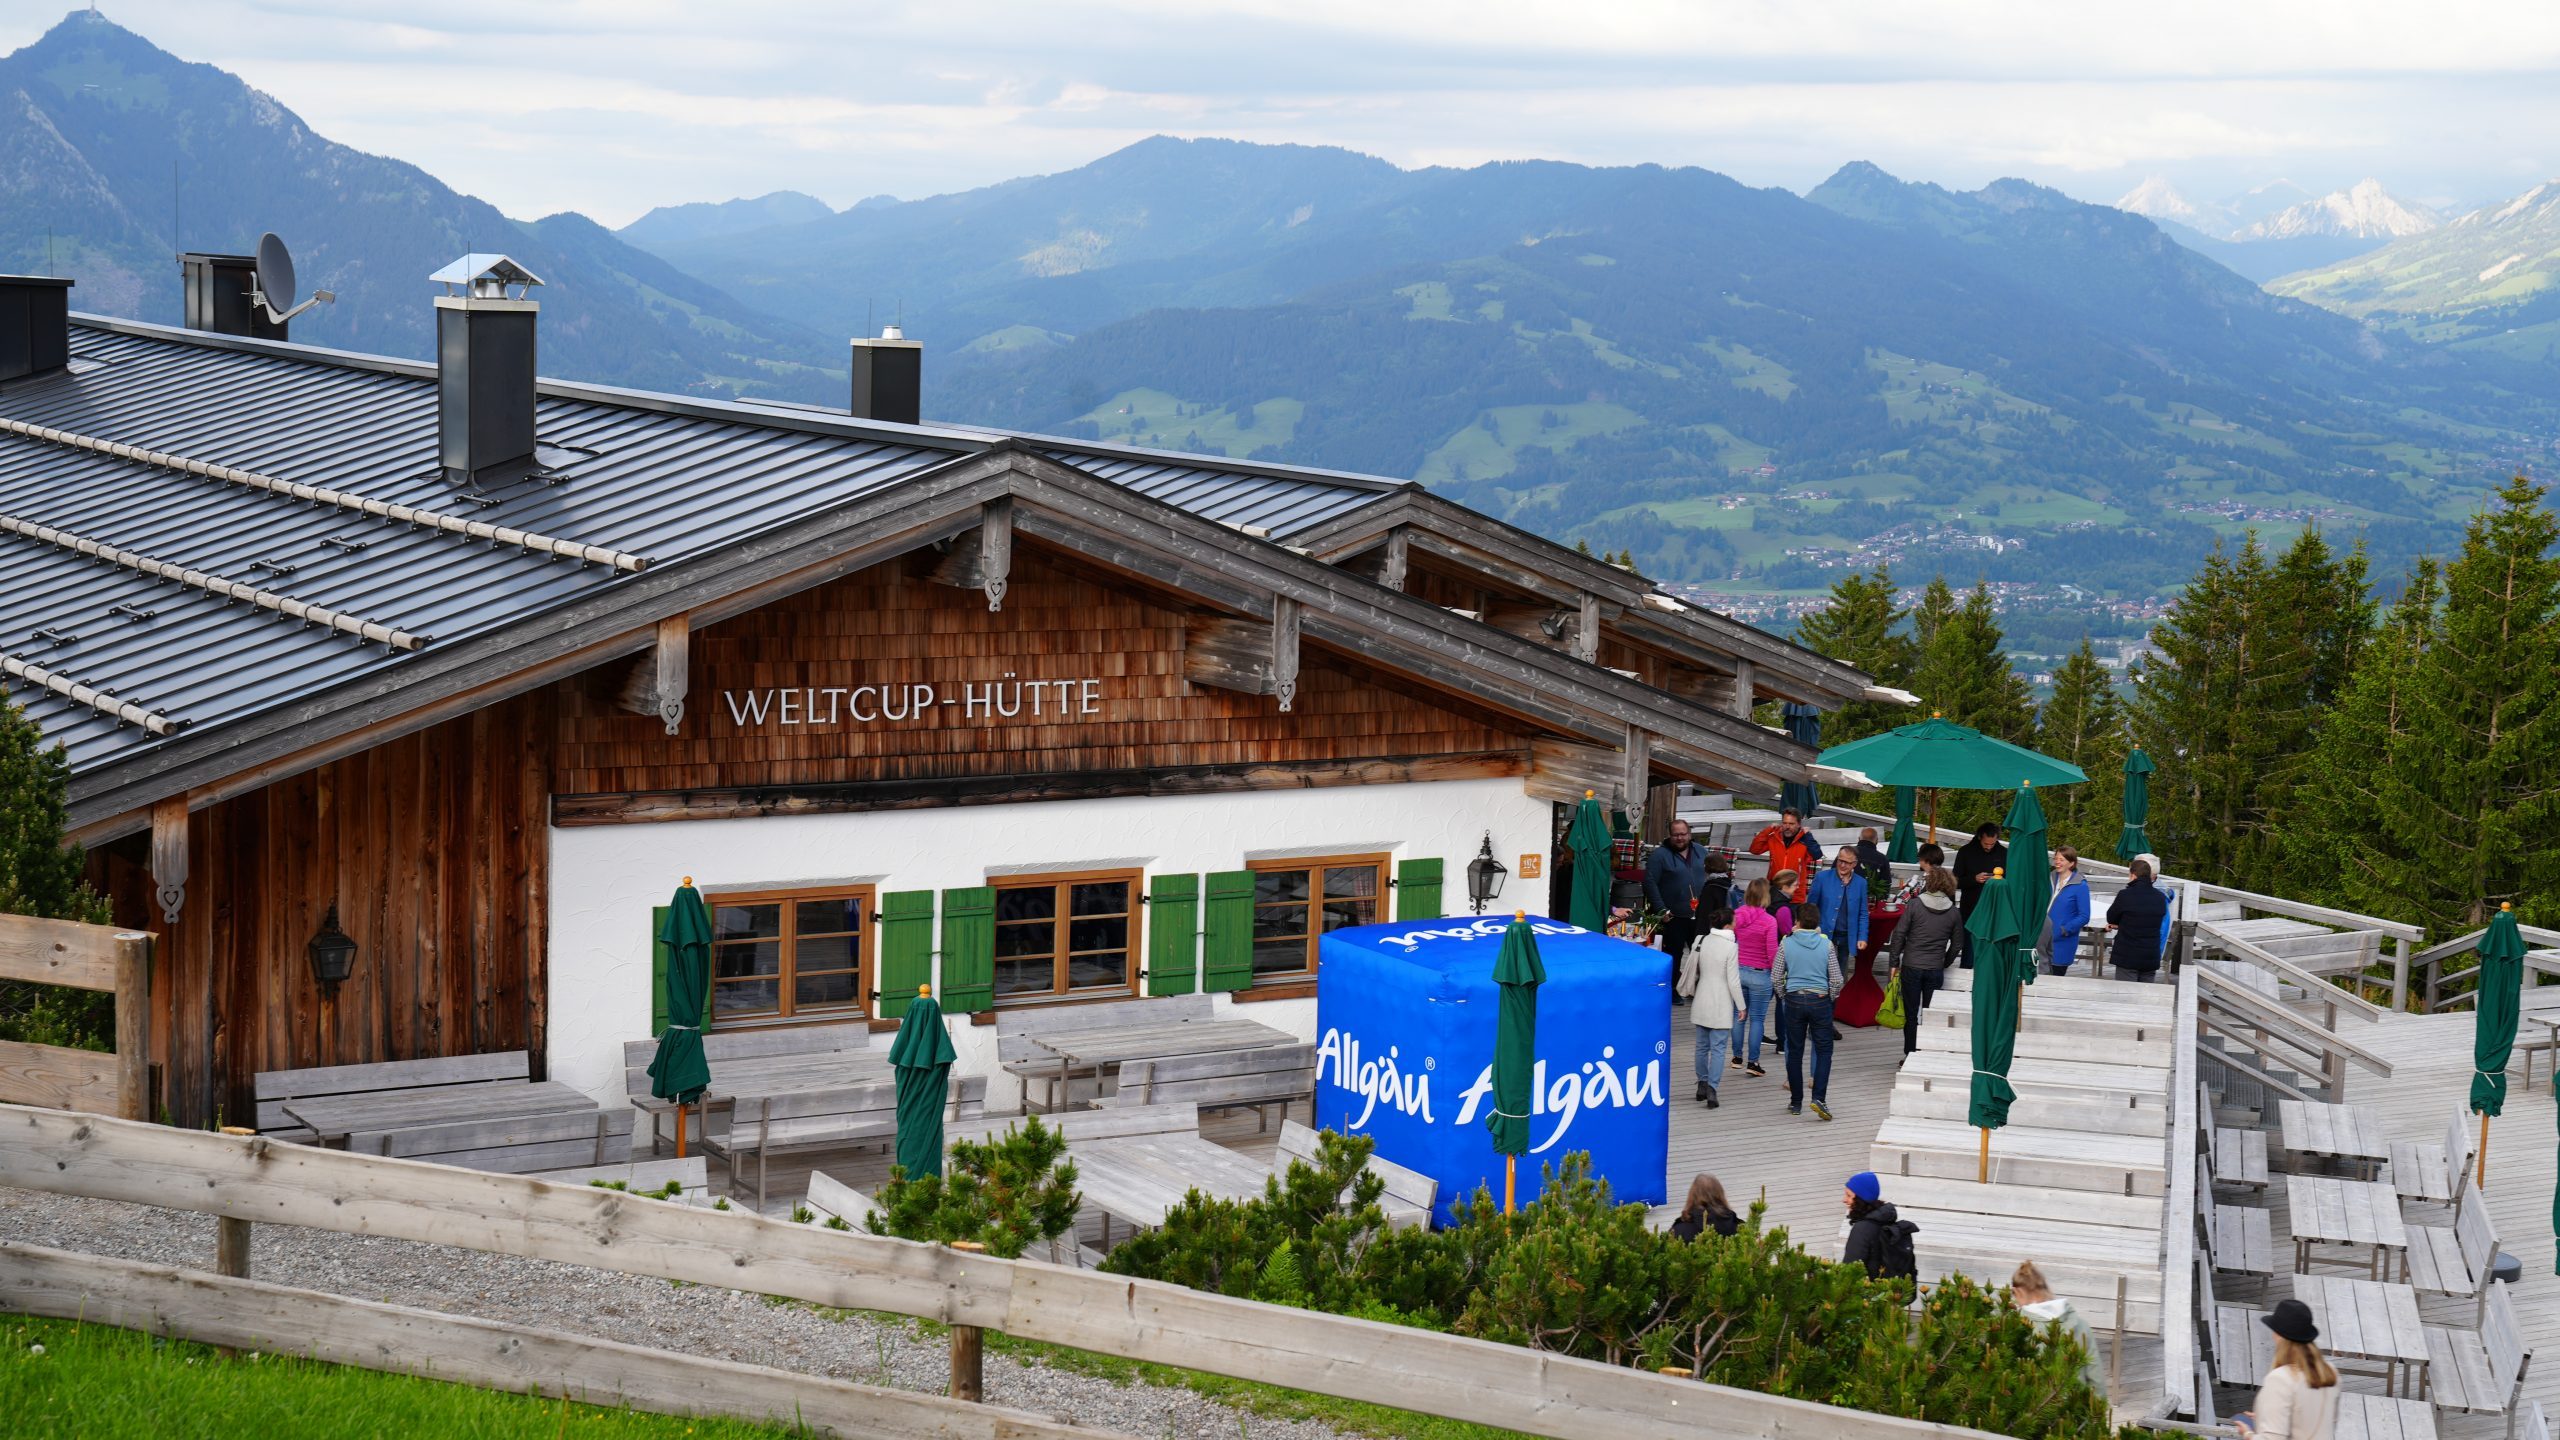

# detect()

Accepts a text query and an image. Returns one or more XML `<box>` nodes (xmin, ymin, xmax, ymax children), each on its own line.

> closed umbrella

<box><xmin>2115</xmin><ymin>749</ymin><xmax>2156</xmax><ymax>862</ymax></box>
<box><xmin>1965</xmin><ymin>870</ymin><xmax>2022</xmax><ymax>1183</ymax></box>
<box><xmin>1780</xmin><ymin>704</ymin><xmax>1823</xmax><ymax>821</ymax></box>
<box><xmin>1565</xmin><ymin>791</ymin><xmax>1614</xmax><ymax>930</ymax></box>
<box><xmin>889</xmin><ymin>983</ymin><xmax>958</xmax><ymax>1180</ymax></box>
<box><xmin>1485</xmin><ymin>911</ymin><xmax>1547</xmax><ymax>1214</ymax></box>
<box><xmin>646</xmin><ymin>880</ymin><xmax>714</xmax><ymax>1160</ymax></box>
<box><xmin>2471</xmin><ymin>904</ymin><xmax>2525</xmax><ymax>1191</ymax></box>
<box><xmin>1888</xmin><ymin>786</ymin><xmax>1919</xmax><ymax>864</ymax></box>
<box><xmin>2002</xmin><ymin>784</ymin><xmax>2050</xmax><ymax>984</ymax></box>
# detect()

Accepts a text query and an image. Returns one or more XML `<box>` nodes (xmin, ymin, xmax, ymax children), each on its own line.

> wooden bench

<box><xmin>1099</xmin><ymin>1043</ymin><xmax>1315</xmax><ymax>1131</ymax></box>
<box><xmin>2201</xmin><ymin>1188</ymin><xmax>2275</xmax><ymax>1284</ymax></box>
<box><xmin>253</xmin><ymin>1051</ymin><xmax>529</xmax><ymax>1143</ymax></box>
<box><xmin>2201</xmin><ymin>1085</ymin><xmax>2270</xmax><ymax>1193</ymax></box>
<box><xmin>707</xmin><ymin>1073</ymin><xmax>988</xmax><ymax>1212</ymax></box>
<box><xmin>344</xmin><ymin>1105</ymin><xmax>633</xmax><ymax>1174</ymax></box>
<box><xmin>533</xmin><ymin>1154</ymin><xmax>712</xmax><ymax>1206</ymax></box>
<box><xmin>2405</xmin><ymin>1181</ymin><xmax>2497</xmax><ymax>1302</ymax></box>
<box><xmin>1275</xmin><ymin>1120</ymin><xmax>1436</xmax><ymax>1229</ymax></box>
<box><xmin>2199</xmin><ymin>1251</ymin><xmax>2274</xmax><ymax>1387</ymax></box>
<box><xmin>996</xmin><ymin>994</ymin><xmax>1213</xmax><ymax>1111</ymax></box>
<box><xmin>621</xmin><ymin>1027</ymin><xmax>878</xmax><ymax>1150</ymax></box>
<box><xmin>2423</xmin><ymin>1280</ymin><xmax>2529</xmax><ymax>1435</ymax></box>
<box><xmin>1871</xmin><ymin>1115</ymin><xmax>2166</xmax><ymax>1196</ymax></box>
<box><xmin>2390</xmin><ymin>1108</ymin><xmax>2471</xmax><ymax>1208</ymax></box>
<box><xmin>2194</xmin><ymin>1345</ymin><xmax>2438</xmax><ymax>1440</ymax></box>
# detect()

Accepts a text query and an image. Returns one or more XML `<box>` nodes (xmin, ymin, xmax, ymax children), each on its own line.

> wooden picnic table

<box><xmin>1029</xmin><ymin>1017</ymin><xmax>1296</xmax><ymax>1109</ymax></box>
<box><xmin>2285</xmin><ymin>1175</ymin><xmax>2409</xmax><ymax>1280</ymax></box>
<box><xmin>2291</xmin><ymin>1273</ymin><xmax>2430</xmax><ymax>1397</ymax></box>
<box><xmin>2280</xmin><ymin>1098</ymin><xmax>2392</xmax><ymax>1179</ymax></box>
<box><xmin>702</xmin><ymin>1049</ymin><xmax>891</xmax><ymax>1103</ymax></box>
<box><xmin>1074</xmin><ymin>1130</ymin><xmax>1276</xmax><ymax>1244</ymax></box>
<box><xmin>284</xmin><ymin>1080</ymin><xmax>597</xmax><ymax>1147</ymax></box>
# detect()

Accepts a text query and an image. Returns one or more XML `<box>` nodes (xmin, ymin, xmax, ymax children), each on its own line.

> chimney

<box><xmin>850</xmin><ymin>324</ymin><xmax>922</xmax><ymax>426</ymax></box>
<box><xmin>0</xmin><ymin>275</ymin><xmax>73</xmax><ymax>386</ymax></box>
<box><xmin>429</xmin><ymin>254</ymin><xmax>545</xmax><ymax>479</ymax></box>
<box><xmin>180</xmin><ymin>253</ymin><xmax>288</xmax><ymax>340</ymax></box>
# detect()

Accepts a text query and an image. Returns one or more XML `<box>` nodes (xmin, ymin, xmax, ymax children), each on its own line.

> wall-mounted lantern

<box><xmin>307</xmin><ymin>903</ymin><xmax>358</xmax><ymax>989</ymax></box>
<box><xmin>1466</xmin><ymin>833</ymin><xmax>1510</xmax><ymax>914</ymax></box>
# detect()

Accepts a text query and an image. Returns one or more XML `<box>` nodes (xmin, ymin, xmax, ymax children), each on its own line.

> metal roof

<box><xmin>0</xmin><ymin>318</ymin><xmax>1411</xmax><ymax>780</ymax></box>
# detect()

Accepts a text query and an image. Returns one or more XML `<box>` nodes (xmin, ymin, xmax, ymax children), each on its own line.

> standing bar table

<box><xmin>2285</xmin><ymin>1174</ymin><xmax>2409</xmax><ymax>1280</ymax></box>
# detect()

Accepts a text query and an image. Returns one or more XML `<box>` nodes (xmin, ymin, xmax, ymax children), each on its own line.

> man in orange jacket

<box><xmin>1751</xmin><ymin>807</ymin><xmax>1823</xmax><ymax>903</ymax></box>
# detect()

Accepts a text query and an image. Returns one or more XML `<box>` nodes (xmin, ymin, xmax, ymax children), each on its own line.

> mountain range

<box><xmin>2272</xmin><ymin>182</ymin><xmax>2560</xmax><ymax>366</ymax></box>
<box><xmin>5</xmin><ymin>10</ymin><xmax>2550</xmax><ymax>605</ymax></box>
<box><xmin>2113</xmin><ymin>176</ymin><xmax>2441</xmax><ymax>283</ymax></box>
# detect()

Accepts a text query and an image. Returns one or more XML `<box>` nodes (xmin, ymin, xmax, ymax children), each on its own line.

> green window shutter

<box><xmin>650</xmin><ymin>905</ymin><xmax>670</xmax><ymax>1033</ymax></box>
<box><xmin>877</xmin><ymin>890</ymin><xmax>936</xmax><ymax>1021</ymax></box>
<box><xmin>1202</xmin><ymin>870</ymin><xmax>1256</xmax><ymax>993</ymax></box>
<box><xmin>940</xmin><ymin>886</ymin><xmax>996</xmax><ymax>1015</ymax></box>
<box><xmin>1396</xmin><ymin>857</ymin><xmax>1445</xmax><ymax>922</ymax></box>
<box><xmin>1147</xmin><ymin>873</ymin><xmax>1201</xmax><ymax>996</ymax></box>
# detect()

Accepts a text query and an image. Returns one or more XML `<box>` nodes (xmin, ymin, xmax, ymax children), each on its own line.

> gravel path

<box><xmin>0</xmin><ymin>1188</ymin><xmax>1356</xmax><ymax>1440</ymax></box>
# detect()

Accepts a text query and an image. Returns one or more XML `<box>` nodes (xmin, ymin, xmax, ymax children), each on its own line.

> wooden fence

<box><xmin>0</xmin><ymin>1103</ymin><xmax>2003</xmax><ymax>1440</ymax></box>
<box><xmin>0</xmin><ymin>913</ymin><xmax>149</xmax><ymax>1121</ymax></box>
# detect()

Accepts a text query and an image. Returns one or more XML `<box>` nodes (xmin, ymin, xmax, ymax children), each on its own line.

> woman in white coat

<box><xmin>1677</xmin><ymin>907</ymin><xmax>1744</xmax><ymax>1110</ymax></box>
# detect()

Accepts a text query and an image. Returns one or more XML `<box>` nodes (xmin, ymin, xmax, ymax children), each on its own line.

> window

<box><xmin>709</xmin><ymin>886</ymin><xmax>872</xmax><ymax>1023</ymax></box>
<box><xmin>1249</xmin><ymin>853</ymin><xmax>1388</xmax><ymax>980</ymax></box>
<box><xmin>993</xmin><ymin>871</ymin><xmax>1141</xmax><ymax>1002</ymax></box>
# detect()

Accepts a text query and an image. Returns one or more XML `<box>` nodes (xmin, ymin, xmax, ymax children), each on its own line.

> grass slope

<box><xmin>0</xmin><ymin>1316</ymin><xmax>815</xmax><ymax>1440</ymax></box>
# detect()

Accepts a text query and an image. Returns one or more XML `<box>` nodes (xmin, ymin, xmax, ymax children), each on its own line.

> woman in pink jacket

<box><xmin>1731</xmin><ymin>879</ymin><xmax>1780</xmax><ymax>1077</ymax></box>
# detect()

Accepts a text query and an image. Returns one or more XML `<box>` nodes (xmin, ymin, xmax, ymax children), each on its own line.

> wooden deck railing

<box><xmin>2160</xmin><ymin>968</ymin><xmax>2199</xmax><ymax>1421</ymax></box>
<box><xmin>2413</xmin><ymin>921</ymin><xmax>2560</xmax><ymax>1012</ymax></box>
<box><xmin>0</xmin><ymin>912</ymin><xmax>149</xmax><ymax>1121</ymax></box>
<box><xmin>0</xmin><ymin>1103</ymin><xmax>2004</xmax><ymax>1440</ymax></box>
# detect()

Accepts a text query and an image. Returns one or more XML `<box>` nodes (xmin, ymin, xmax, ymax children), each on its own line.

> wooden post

<box><xmin>2390</xmin><ymin>935</ymin><xmax>2410</xmax><ymax>1013</ymax></box>
<box><xmin>113</xmin><ymin>931</ymin><xmax>150</xmax><ymax>1122</ymax></box>
<box><xmin>949</xmin><ymin>1240</ymin><xmax>986</xmax><ymax>1401</ymax></box>
<box><xmin>213</xmin><ymin>1126</ymin><xmax>256</xmax><ymax>1279</ymax></box>
<box><xmin>2110</xmin><ymin>1273</ymin><xmax>2126</xmax><ymax>1402</ymax></box>
<box><xmin>675</xmin><ymin>1101</ymin><xmax>688</xmax><ymax>1161</ymax></box>
<box><xmin>1976</xmin><ymin>1127</ymin><xmax>1989</xmax><ymax>1184</ymax></box>
<box><xmin>2479</xmin><ymin>1110</ymin><xmax>2490</xmax><ymax>1191</ymax></box>
<box><xmin>1505</xmin><ymin>1154</ymin><xmax>1517</xmax><ymax>1214</ymax></box>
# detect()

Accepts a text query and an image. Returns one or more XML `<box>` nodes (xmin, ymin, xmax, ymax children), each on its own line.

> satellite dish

<box><xmin>251</xmin><ymin>232</ymin><xmax>335</xmax><ymax>326</ymax></box>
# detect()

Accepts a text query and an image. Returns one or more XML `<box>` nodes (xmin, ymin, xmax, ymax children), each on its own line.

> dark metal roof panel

<box><xmin>1040</xmin><ymin>450</ymin><xmax>1381</xmax><ymax>534</ymax></box>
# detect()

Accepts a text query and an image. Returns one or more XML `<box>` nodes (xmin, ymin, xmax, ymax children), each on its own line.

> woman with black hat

<box><xmin>2235</xmin><ymin>1299</ymin><xmax>2337</xmax><ymax>1440</ymax></box>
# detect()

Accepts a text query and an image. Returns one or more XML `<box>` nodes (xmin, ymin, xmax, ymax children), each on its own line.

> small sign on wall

<box><xmin>1517</xmin><ymin>854</ymin><xmax>1543</xmax><ymax>879</ymax></box>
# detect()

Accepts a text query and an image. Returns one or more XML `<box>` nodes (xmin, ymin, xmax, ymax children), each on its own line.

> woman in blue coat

<box><xmin>2044</xmin><ymin>846</ymin><xmax>2090</xmax><ymax>976</ymax></box>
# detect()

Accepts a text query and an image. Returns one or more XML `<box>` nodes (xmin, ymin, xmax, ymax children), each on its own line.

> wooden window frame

<box><xmin>990</xmin><ymin>868</ymin><xmax>1145</xmax><ymax>1007</ymax></box>
<box><xmin>1246</xmin><ymin>851</ymin><xmax>1390</xmax><ymax>985</ymax></box>
<box><xmin>706</xmin><ymin>883</ymin><xmax>876</xmax><ymax>1025</ymax></box>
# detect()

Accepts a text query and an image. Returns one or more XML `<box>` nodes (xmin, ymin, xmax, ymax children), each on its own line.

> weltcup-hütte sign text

<box><xmin>721</xmin><ymin>673</ymin><xmax>1103</xmax><ymax>727</ymax></box>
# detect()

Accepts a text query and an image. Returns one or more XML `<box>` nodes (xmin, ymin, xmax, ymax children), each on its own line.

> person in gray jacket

<box><xmin>1887</xmin><ymin>866</ymin><xmax>1963</xmax><ymax>1055</ymax></box>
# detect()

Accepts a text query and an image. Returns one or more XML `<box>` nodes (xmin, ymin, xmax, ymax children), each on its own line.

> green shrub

<box><xmin>866</xmin><ymin>1114</ymin><xmax>1080</xmax><ymax>1259</ymax></box>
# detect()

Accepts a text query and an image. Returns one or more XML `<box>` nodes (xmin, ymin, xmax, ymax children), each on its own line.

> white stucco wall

<box><xmin>545</xmin><ymin>776</ymin><xmax>1550</xmax><ymax>1109</ymax></box>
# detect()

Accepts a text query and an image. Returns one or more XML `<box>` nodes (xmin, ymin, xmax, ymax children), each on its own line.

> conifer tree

<box><xmin>2036</xmin><ymin>640</ymin><xmax>2128</xmax><ymax>854</ymax></box>
<box><xmin>0</xmin><ymin>684</ymin><xmax>103</xmax><ymax>923</ymax></box>
<box><xmin>1912</xmin><ymin>576</ymin><xmax>1958</xmax><ymax>655</ymax></box>
<box><xmin>1793</xmin><ymin>567</ymin><xmax>1916</xmax><ymax>748</ymax></box>
<box><xmin>2128</xmin><ymin>536</ymin><xmax>2296</xmax><ymax>887</ymax></box>
<box><xmin>2391</xmin><ymin>477</ymin><xmax>2560</xmax><ymax>929</ymax></box>
<box><xmin>2278</xmin><ymin>560</ymin><xmax>2440</xmax><ymax>918</ymax></box>
<box><xmin>1910</xmin><ymin>582</ymin><xmax>2035</xmax><ymax>744</ymax></box>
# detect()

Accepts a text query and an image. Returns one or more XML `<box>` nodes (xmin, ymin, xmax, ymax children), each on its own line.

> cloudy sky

<box><xmin>13</xmin><ymin>2</ymin><xmax>2559</xmax><ymax>226</ymax></box>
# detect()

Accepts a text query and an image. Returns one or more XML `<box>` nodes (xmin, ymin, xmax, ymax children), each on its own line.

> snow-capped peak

<box><xmin>2237</xmin><ymin>180</ymin><xmax>2439</xmax><ymax>241</ymax></box>
<box><xmin>2114</xmin><ymin>175</ymin><xmax>2206</xmax><ymax>228</ymax></box>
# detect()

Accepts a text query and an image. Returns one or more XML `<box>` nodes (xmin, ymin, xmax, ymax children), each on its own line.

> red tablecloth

<box><xmin>1834</xmin><ymin>904</ymin><xmax>1904</xmax><ymax>1028</ymax></box>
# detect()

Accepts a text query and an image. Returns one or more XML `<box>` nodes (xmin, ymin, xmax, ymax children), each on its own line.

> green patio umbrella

<box><xmin>1565</xmin><ymin>791</ymin><xmax>1614</xmax><ymax>931</ymax></box>
<box><xmin>2115</xmin><ymin>749</ymin><xmax>2156</xmax><ymax>862</ymax></box>
<box><xmin>646</xmin><ymin>880</ymin><xmax>714</xmax><ymax>1159</ymax></box>
<box><xmin>889</xmin><ymin>984</ymin><xmax>959</xmax><ymax>1180</ymax></box>
<box><xmin>1965</xmin><ymin>870</ymin><xmax>2023</xmax><ymax>1182</ymax></box>
<box><xmin>2471</xmin><ymin>904</ymin><xmax>2526</xmax><ymax>1192</ymax></box>
<box><xmin>2003</xmin><ymin>784</ymin><xmax>2051</xmax><ymax>984</ymax></box>
<box><xmin>1486</xmin><ymin>912</ymin><xmax>1547</xmax><ymax>1214</ymax></box>
<box><xmin>1818</xmin><ymin>716</ymin><xmax>2086</xmax><ymax>846</ymax></box>
<box><xmin>1887</xmin><ymin>786</ymin><xmax>1919</xmax><ymax>864</ymax></box>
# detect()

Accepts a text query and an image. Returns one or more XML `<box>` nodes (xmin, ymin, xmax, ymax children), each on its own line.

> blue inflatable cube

<box><xmin>1312</xmin><ymin>914</ymin><xmax>1671</xmax><ymax>1224</ymax></box>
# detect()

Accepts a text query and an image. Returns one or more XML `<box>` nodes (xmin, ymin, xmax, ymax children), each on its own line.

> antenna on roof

<box><xmin>252</xmin><ymin>233</ymin><xmax>336</xmax><ymax>326</ymax></box>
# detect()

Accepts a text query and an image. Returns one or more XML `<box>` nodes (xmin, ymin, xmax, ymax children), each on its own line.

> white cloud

<box><xmin>9</xmin><ymin>2</ymin><xmax>2554</xmax><ymax>224</ymax></box>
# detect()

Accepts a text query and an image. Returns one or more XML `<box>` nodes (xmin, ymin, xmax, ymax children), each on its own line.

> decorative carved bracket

<box><xmin>1377</xmin><ymin>528</ymin><xmax>1410</xmax><ymax>594</ymax></box>
<box><xmin>150</xmin><ymin>795</ymin><xmax>188</xmax><ymax>926</ymax></box>
<box><xmin>1573</xmin><ymin>591</ymin><xmax>1602</xmax><ymax>664</ymax></box>
<box><xmin>651</xmin><ymin>616</ymin><xmax>689</xmax><ymax>735</ymax></box>
<box><xmin>1272</xmin><ymin>597</ymin><xmax>1301</xmax><ymax>713</ymax></box>
<box><xmin>1621</xmin><ymin>726</ymin><xmax>1654</xmax><ymax>832</ymax></box>
<box><xmin>928</xmin><ymin>498</ymin><xmax>1015</xmax><ymax>612</ymax></box>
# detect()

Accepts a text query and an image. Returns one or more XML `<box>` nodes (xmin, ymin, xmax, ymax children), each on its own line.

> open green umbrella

<box><xmin>889</xmin><ymin>984</ymin><xmax>959</xmax><ymax>1180</ymax></box>
<box><xmin>2470</xmin><ymin>904</ymin><xmax>2525</xmax><ymax>1192</ymax></box>
<box><xmin>2114</xmin><ymin>749</ymin><xmax>2156</xmax><ymax>862</ymax></box>
<box><xmin>1817</xmin><ymin>716</ymin><xmax>2089</xmax><ymax>792</ymax></box>
<box><xmin>1486</xmin><ymin>912</ymin><xmax>1546</xmax><ymax>1213</ymax></box>
<box><xmin>1887</xmin><ymin>786</ymin><xmax>1919</xmax><ymax>864</ymax></box>
<box><xmin>2003</xmin><ymin>784</ymin><xmax>2051</xmax><ymax>984</ymax></box>
<box><xmin>646</xmin><ymin>880</ymin><xmax>714</xmax><ymax>1159</ymax></box>
<box><xmin>1965</xmin><ymin>870</ymin><xmax>2023</xmax><ymax>1182</ymax></box>
<box><xmin>1565</xmin><ymin>791</ymin><xmax>1614</xmax><ymax>930</ymax></box>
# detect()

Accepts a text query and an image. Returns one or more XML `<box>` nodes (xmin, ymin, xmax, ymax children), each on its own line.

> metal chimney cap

<box><xmin>429</xmin><ymin>253</ymin><xmax>545</xmax><ymax>300</ymax></box>
<box><xmin>879</xmin><ymin>323</ymin><xmax>904</xmax><ymax>340</ymax></box>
